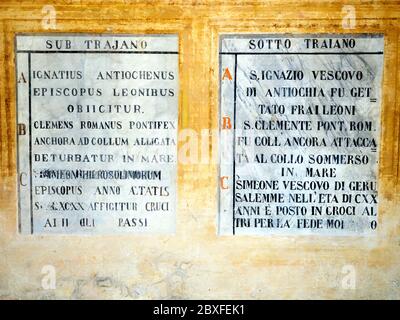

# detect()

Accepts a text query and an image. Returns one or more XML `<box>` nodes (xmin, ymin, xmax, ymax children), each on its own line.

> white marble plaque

<box><xmin>16</xmin><ymin>34</ymin><xmax>178</xmax><ymax>234</ymax></box>
<box><xmin>219</xmin><ymin>34</ymin><xmax>384</xmax><ymax>236</ymax></box>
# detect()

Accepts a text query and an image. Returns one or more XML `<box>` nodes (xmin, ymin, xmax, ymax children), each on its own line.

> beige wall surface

<box><xmin>1</xmin><ymin>0</ymin><xmax>400</xmax><ymax>299</ymax></box>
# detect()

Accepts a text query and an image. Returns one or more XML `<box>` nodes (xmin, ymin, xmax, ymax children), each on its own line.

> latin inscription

<box><xmin>17</xmin><ymin>35</ymin><xmax>178</xmax><ymax>234</ymax></box>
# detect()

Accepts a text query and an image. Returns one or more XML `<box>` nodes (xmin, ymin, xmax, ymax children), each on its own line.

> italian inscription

<box><xmin>219</xmin><ymin>34</ymin><xmax>384</xmax><ymax>235</ymax></box>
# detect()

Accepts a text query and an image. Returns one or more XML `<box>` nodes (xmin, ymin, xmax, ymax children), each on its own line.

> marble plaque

<box><xmin>16</xmin><ymin>34</ymin><xmax>178</xmax><ymax>234</ymax></box>
<box><xmin>219</xmin><ymin>34</ymin><xmax>384</xmax><ymax>236</ymax></box>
